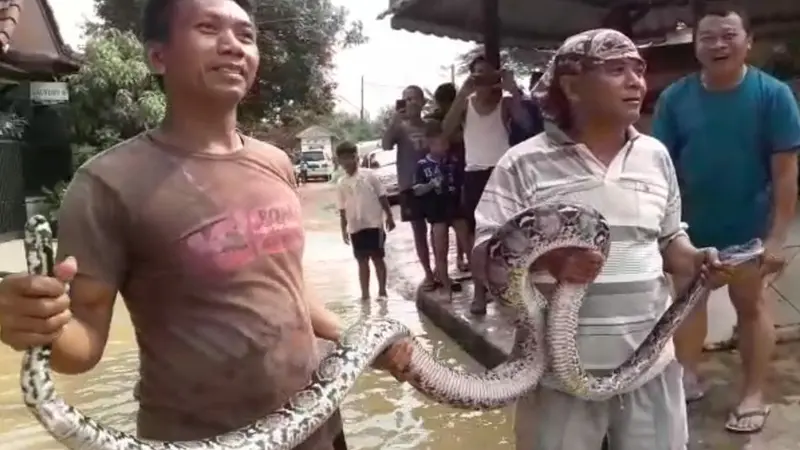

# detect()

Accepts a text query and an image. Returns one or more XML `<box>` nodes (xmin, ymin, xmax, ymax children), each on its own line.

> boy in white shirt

<box><xmin>336</xmin><ymin>141</ymin><xmax>396</xmax><ymax>301</ymax></box>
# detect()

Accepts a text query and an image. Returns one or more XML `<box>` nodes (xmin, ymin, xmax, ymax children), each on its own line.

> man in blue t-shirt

<box><xmin>652</xmin><ymin>6</ymin><xmax>800</xmax><ymax>434</ymax></box>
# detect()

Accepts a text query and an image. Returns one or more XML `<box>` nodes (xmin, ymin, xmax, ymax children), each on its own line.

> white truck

<box><xmin>298</xmin><ymin>137</ymin><xmax>335</xmax><ymax>181</ymax></box>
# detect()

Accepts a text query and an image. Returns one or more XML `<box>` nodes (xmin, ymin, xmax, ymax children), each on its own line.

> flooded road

<box><xmin>0</xmin><ymin>182</ymin><xmax>512</xmax><ymax>449</ymax></box>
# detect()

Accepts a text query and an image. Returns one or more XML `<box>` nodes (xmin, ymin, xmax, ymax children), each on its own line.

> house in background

<box><xmin>296</xmin><ymin>125</ymin><xmax>336</xmax><ymax>181</ymax></box>
<box><xmin>0</xmin><ymin>0</ymin><xmax>80</xmax><ymax>241</ymax></box>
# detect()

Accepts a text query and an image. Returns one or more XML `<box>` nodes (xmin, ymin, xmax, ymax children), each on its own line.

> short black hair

<box><xmin>433</xmin><ymin>83</ymin><xmax>456</xmax><ymax>105</ymax></box>
<box><xmin>403</xmin><ymin>85</ymin><xmax>424</xmax><ymax>99</ymax></box>
<box><xmin>468</xmin><ymin>55</ymin><xmax>487</xmax><ymax>73</ymax></box>
<box><xmin>142</xmin><ymin>0</ymin><xmax>255</xmax><ymax>43</ymax></box>
<box><xmin>696</xmin><ymin>3</ymin><xmax>751</xmax><ymax>34</ymax></box>
<box><xmin>335</xmin><ymin>141</ymin><xmax>358</xmax><ymax>158</ymax></box>
<box><xmin>423</xmin><ymin>119</ymin><xmax>443</xmax><ymax>138</ymax></box>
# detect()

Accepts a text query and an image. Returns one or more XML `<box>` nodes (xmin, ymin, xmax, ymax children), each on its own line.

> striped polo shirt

<box><xmin>475</xmin><ymin>123</ymin><xmax>686</xmax><ymax>387</ymax></box>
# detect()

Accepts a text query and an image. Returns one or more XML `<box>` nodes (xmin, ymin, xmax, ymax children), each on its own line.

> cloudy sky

<box><xmin>51</xmin><ymin>0</ymin><xmax>472</xmax><ymax>118</ymax></box>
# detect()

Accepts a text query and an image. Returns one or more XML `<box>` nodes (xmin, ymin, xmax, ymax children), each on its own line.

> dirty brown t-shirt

<box><xmin>56</xmin><ymin>133</ymin><xmax>339</xmax><ymax>448</ymax></box>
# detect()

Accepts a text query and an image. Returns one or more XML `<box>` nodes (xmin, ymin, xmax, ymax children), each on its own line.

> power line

<box><xmin>360</xmin><ymin>80</ymin><xmax>408</xmax><ymax>91</ymax></box>
<box><xmin>336</xmin><ymin>95</ymin><xmax>360</xmax><ymax>112</ymax></box>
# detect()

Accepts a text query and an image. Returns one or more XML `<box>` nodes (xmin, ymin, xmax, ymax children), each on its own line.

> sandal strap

<box><xmin>731</xmin><ymin>407</ymin><xmax>770</xmax><ymax>419</ymax></box>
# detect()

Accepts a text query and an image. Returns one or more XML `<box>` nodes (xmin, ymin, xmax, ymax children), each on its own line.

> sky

<box><xmin>51</xmin><ymin>0</ymin><xmax>472</xmax><ymax>118</ymax></box>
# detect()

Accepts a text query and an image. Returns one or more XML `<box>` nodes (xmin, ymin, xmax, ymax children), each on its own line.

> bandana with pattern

<box><xmin>531</xmin><ymin>29</ymin><xmax>644</xmax><ymax>123</ymax></box>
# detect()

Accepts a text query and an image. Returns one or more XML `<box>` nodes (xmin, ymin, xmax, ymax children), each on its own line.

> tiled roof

<box><xmin>0</xmin><ymin>0</ymin><xmax>80</xmax><ymax>73</ymax></box>
<box><xmin>0</xmin><ymin>0</ymin><xmax>23</xmax><ymax>52</ymax></box>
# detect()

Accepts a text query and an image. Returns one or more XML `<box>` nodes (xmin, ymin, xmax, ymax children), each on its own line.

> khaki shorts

<box><xmin>514</xmin><ymin>361</ymin><xmax>687</xmax><ymax>450</ymax></box>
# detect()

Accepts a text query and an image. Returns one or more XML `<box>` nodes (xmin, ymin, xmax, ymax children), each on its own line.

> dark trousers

<box><xmin>461</xmin><ymin>168</ymin><xmax>494</xmax><ymax>231</ymax></box>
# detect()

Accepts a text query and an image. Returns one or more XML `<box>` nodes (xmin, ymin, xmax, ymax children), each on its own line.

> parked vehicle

<box><xmin>364</xmin><ymin>148</ymin><xmax>399</xmax><ymax>203</ymax></box>
<box><xmin>299</xmin><ymin>148</ymin><xmax>334</xmax><ymax>181</ymax></box>
<box><xmin>357</xmin><ymin>139</ymin><xmax>382</xmax><ymax>158</ymax></box>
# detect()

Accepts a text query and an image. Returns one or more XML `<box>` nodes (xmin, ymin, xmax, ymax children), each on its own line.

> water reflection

<box><xmin>0</xmin><ymin>229</ymin><xmax>511</xmax><ymax>449</ymax></box>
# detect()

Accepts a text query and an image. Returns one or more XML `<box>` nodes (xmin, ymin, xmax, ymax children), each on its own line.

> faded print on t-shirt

<box><xmin>388</xmin><ymin>121</ymin><xmax>428</xmax><ymax>190</ymax></box>
<box><xmin>56</xmin><ymin>134</ymin><xmax>337</xmax><ymax>449</ymax></box>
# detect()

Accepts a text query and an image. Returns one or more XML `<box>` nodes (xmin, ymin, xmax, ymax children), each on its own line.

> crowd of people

<box><xmin>334</xmin><ymin>3</ymin><xmax>800</xmax><ymax>449</ymax></box>
<box><xmin>0</xmin><ymin>0</ymin><xmax>797</xmax><ymax>449</ymax></box>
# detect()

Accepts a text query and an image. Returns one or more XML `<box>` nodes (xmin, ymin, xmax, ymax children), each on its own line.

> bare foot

<box><xmin>683</xmin><ymin>370</ymin><xmax>706</xmax><ymax>403</ymax></box>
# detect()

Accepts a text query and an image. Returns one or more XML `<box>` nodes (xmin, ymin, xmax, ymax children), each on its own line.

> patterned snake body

<box><xmin>20</xmin><ymin>204</ymin><xmax>763</xmax><ymax>448</ymax></box>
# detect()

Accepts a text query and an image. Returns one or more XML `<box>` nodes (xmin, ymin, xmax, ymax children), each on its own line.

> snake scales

<box><xmin>20</xmin><ymin>204</ymin><xmax>763</xmax><ymax>449</ymax></box>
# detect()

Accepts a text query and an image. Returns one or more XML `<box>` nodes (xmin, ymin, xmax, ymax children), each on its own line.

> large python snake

<box><xmin>19</xmin><ymin>205</ymin><xmax>762</xmax><ymax>449</ymax></box>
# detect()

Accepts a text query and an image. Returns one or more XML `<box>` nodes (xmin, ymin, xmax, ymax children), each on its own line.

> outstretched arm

<box><xmin>47</xmin><ymin>172</ymin><xmax>125</xmax><ymax>375</ymax></box>
<box><xmin>304</xmin><ymin>279</ymin><xmax>343</xmax><ymax>342</ymax></box>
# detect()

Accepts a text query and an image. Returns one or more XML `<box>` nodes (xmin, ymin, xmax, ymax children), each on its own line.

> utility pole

<box><xmin>359</xmin><ymin>75</ymin><xmax>365</xmax><ymax>122</ymax></box>
<box><xmin>450</xmin><ymin>64</ymin><xmax>455</xmax><ymax>84</ymax></box>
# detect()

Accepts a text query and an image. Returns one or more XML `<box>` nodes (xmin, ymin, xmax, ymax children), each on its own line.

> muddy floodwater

<box><xmin>0</xmin><ymin>183</ymin><xmax>513</xmax><ymax>449</ymax></box>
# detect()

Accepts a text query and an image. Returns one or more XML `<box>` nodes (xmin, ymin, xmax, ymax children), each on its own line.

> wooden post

<box><xmin>690</xmin><ymin>0</ymin><xmax>706</xmax><ymax>25</ymax></box>
<box><xmin>601</xmin><ymin>6</ymin><xmax>634</xmax><ymax>36</ymax></box>
<box><xmin>481</xmin><ymin>0</ymin><xmax>500</xmax><ymax>69</ymax></box>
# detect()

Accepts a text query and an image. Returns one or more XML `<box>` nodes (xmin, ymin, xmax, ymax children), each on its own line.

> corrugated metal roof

<box><xmin>378</xmin><ymin>0</ymin><xmax>800</xmax><ymax>48</ymax></box>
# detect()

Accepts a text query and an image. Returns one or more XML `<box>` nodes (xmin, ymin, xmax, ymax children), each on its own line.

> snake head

<box><xmin>718</xmin><ymin>238</ymin><xmax>764</xmax><ymax>265</ymax></box>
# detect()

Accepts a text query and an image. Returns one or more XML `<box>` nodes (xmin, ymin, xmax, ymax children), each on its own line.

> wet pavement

<box><xmin>385</xmin><ymin>217</ymin><xmax>800</xmax><ymax>449</ymax></box>
<box><xmin>0</xmin><ymin>182</ymin><xmax>513</xmax><ymax>449</ymax></box>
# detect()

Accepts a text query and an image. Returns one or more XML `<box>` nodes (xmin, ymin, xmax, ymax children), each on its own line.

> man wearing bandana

<box><xmin>471</xmin><ymin>29</ymin><xmax>730</xmax><ymax>449</ymax></box>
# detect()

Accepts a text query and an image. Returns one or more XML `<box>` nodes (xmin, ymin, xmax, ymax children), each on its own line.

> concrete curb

<box><xmin>704</xmin><ymin>323</ymin><xmax>800</xmax><ymax>352</ymax></box>
<box><xmin>417</xmin><ymin>282</ymin><xmax>800</xmax><ymax>362</ymax></box>
<box><xmin>415</xmin><ymin>292</ymin><xmax>508</xmax><ymax>368</ymax></box>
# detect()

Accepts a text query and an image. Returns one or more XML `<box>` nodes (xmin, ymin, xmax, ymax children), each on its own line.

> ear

<box><xmin>746</xmin><ymin>34</ymin><xmax>753</xmax><ymax>51</ymax></box>
<box><xmin>145</xmin><ymin>42</ymin><xmax>166</xmax><ymax>75</ymax></box>
<box><xmin>559</xmin><ymin>75</ymin><xmax>580</xmax><ymax>103</ymax></box>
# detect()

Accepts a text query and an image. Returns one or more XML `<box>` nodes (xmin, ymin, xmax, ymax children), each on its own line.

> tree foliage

<box><xmin>456</xmin><ymin>45</ymin><xmax>553</xmax><ymax>78</ymax></box>
<box><xmin>91</xmin><ymin>0</ymin><xmax>366</xmax><ymax>127</ymax></box>
<box><xmin>322</xmin><ymin>111</ymin><xmax>383</xmax><ymax>143</ymax></box>
<box><xmin>756</xmin><ymin>39</ymin><xmax>800</xmax><ymax>81</ymax></box>
<box><xmin>66</xmin><ymin>28</ymin><xmax>166</xmax><ymax>167</ymax></box>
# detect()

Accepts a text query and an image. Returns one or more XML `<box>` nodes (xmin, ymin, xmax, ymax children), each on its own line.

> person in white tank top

<box><xmin>441</xmin><ymin>55</ymin><xmax>534</xmax><ymax>315</ymax></box>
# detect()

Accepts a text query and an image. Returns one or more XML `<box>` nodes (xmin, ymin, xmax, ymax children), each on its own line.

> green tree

<box><xmin>375</xmin><ymin>105</ymin><xmax>395</xmax><ymax>129</ymax></box>
<box><xmin>91</xmin><ymin>0</ymin><xmax>366</xmax><ymax>127</ymax></box>
<box><xmin>757</xmin><ymin>39</ymin><xmax>800</xmax><ymax>81</ymax></box>
<box><xmin>323</xmin><ymin>111</ymin><xmax>381</xmax><ymax>143</ymax></box>
<box><xmin>66</xmin><ymin>28</ymin><xmax>166</xmax><ymax>168</ymax></box>
<box><xmin>456</xmin><ymin>45</ymin><xmax>553</xmax><ymax>78</ymax></box>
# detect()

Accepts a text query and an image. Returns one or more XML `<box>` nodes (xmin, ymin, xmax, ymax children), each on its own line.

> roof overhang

<box><xmin>378</xmin><ymin>0</ymin><xmax>800</xmax><ymax>48</ymax></box>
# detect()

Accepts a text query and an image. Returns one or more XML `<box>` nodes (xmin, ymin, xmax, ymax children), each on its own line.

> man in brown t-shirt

<box><xmin>0</xmin><ymin>0</ymin><xmax>412</xmax><ymax>447</ymax></box>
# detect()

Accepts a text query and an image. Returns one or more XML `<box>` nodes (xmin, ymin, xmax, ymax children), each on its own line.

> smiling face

<box><xmin>561</xmin><ymin>57</ymin><xmax>647</xmax><ymax>127</ymax></box>
<box><xmin>695</xmin><ymin>11</ymin><xmax>751</xmax><ymax>79</ymax></box>
<box><xmin>146</xmin><ymin>0</ymin><xmax>260</xmax><ymax>104</ymax></box>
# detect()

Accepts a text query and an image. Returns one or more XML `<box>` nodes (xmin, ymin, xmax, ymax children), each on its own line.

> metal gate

<box><xmin>0</xmin><ymin>140</ymin><xmax>26</xmax><ymax>237</ymax></box>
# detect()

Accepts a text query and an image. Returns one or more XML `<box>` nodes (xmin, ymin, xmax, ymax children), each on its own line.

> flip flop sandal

<box><xmin>725</xmin><ymin>406</ymin><xmax>771</xmax><ymax>434</ymax></box>
<box><xmin>421</xmin><ymin>278</ymin><xmax>440</xmax><ymax>292</ymax></box>
<box><xmin>685</xmin><ymin>389</ymin><xmax>705</xmax><ymax>403</ymax></box>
